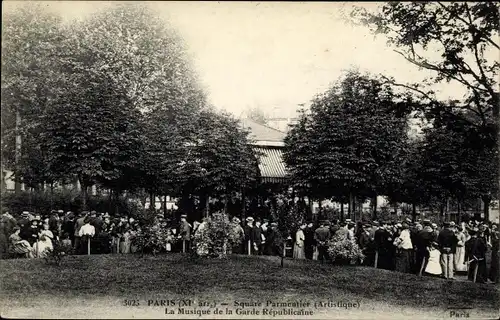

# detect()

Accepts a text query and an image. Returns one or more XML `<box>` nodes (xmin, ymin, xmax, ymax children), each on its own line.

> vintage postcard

<box><xmin>1</xmin><ymin>1</ymin><xmax>499</xmax><ymax>319</ymax></box>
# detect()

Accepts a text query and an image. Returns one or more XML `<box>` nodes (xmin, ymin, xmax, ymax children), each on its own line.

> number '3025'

<box><xmin>123</xmin><ymin>299</ymin><xmax>140</xmax><ymax>306</ymax></box>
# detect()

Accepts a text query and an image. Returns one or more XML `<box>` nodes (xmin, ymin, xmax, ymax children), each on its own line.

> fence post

<box><xmin>248</xmin><ymin>240</ymin><xmax>251</xmax><ymax>256</ymax></box>
<box><xmin>87</xmin><ymin>237</ymin><xmax>91</xmax><ymax>256</ymax></box>
<box><xmin>281</xmin><ymin>241</ymin><xmax>286</xmax><ymax>268</ymax></box>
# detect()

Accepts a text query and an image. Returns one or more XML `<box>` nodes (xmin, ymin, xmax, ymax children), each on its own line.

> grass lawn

<box><xmin>1</xmin><ymin>254</ymin><xmax>498</xmax><ymax>319</ymax></box>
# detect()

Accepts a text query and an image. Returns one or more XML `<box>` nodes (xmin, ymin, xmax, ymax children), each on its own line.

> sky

<box><xmin>4</xmin><ymin>1</ymin><xmax>467</xmax><ymax>119</ymax></box>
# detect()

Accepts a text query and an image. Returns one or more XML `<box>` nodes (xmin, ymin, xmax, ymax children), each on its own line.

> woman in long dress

<box><xmin>9</xmin><ymin>227</ymin><xmax>33</xmax><ymax>258</ymax></box>
<box><xmin>454</xmin><ymin>226</ymin><xmax>467</xmax><ymax>272</ymax></box>
<box><xmin>425</xmin><ymin>242</ymin><xmax>442</xmax><ymax>277</ymax></box>
<box><xmin>293</xmin><ymin>224</ymin><xmax>306</xmax><ymax>260</ymax></box>
<box><xmin>34</xmin><ymin>223</ymin><xmax>54</xmax><ymax>258</ymax></box>
<box><xmin>120</xmin><ymin>228</ymin><xmax>131</xmax><ymax>254</ymax></box>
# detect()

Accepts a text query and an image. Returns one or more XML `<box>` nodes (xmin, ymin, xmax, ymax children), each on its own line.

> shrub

<box><xmin>193</xmin><ymin>212</ymin><xmax>242</xmax><ymax>258</ymax></box>
<box><xmin>2</xmin><ymin>190</ymin><xmax>145</xmax><ymax>218</ymax></box>
<box><xmin>43</xmin><ymin>240</ymin><xmax>74</xmax><ymax>266</ymax></box>
<box><xmin>274</xmin><ymin>197</ymin><xmax>305</xmax><ymax>239</ymax></box>
<box><xmin>327</xmin><ymin>234</ymin><xmax>365</xmax><ymax>265</ymax></box>
<box><xmin>134</xmin><ymin>224</ymin><xmax>175</xmax><ymax>255</ymax></box>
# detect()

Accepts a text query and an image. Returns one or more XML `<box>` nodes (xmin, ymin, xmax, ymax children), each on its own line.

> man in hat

<box><xmin>304</xmin><ymin>221</ymin><xmax>316</xmax><ymax>260</ymax></box>
<box><xmin>79</xmin><ymin>217</ymin><xmax>96</xmax><ymax>255</ymax></box>
<box><xmin>314</xmin><ymin>221</ymin><xmax>331</xmax><ymax>262</ymax></box>
<box><xmin>231</xmin><ymin>217</ymin><xmax>244</xmax><ymax>254</ymax></box>
<box><xmin>21</xmin><ymin>217</ymin><xmax>40</xmax><ymax>247</ymax></box>
<box><xmin>465</xmin><ymin>228</ymin><xmax>487</xmax><ymax>283</ymax></box>
<box><xmin>335</xmin><ymin>221</ymin><xmax>349</xmax><ymax>240</ymax></box>
<box><xmin>359</xmin><ymin>223</ymin><xmax>374</xmax><ymax>266</ymax></box>
<box><xmin>74</xmin><ymin>211</ymin><xmax>88</xmax><ymax>254</ymax></box>
<box><xmin>369</xmin><ymin>221</ymin><xmax>380</xmax><ymax>241</ymax></box>
<box><xmin>253</xmin><ymin>220</ymin><xmax>263</xmax><ymax>255</ymax></box>
<box><xmin>244</xmin><ymin>217</ymin><xmax>255</xmax><ymax>255</ymax></box>
<box><xmin>48</xmin><ymin>211</ymin><xmax>60</xmax><ymax>238</ymax></box>
<box><xmin>18</xmin><ymin>211</ymin><xmax>31</xmax><ymax>229</ymax></box>
<box><xmin>264</xmin><ymin>222</ymin><xmax>280</xmax><ymax>256</ymax></box>
<box><xmin>178</xmin><ymin>214</ymin><xmax>191</xmax><ymax>252</ymax></box>
<box><xmin>62</xmin><ymin>212</ymin><xmax>76</xmax><ymax>247</ymax></box>
<box><xmin>414</xmin><ymin>220</ymin><xmax>434</xmax><ymax>274</ymax></box>
<box><xmin>489</xmin><ymin>223</ymin><xmax>499</xmax><ymax>283</ymax></box>
<box><xmin>438</xmin><ymin>221</ymin><xmax>458</xmax><ymax>279</ymax></box>
<box><xmin>374</xmin><ymin>221</ymin><xmax>393</xmax><ymax>270</ymax></box>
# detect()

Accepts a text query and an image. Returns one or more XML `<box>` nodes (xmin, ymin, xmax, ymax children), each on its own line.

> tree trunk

<box><xmin>78</xmin><ymin>176</ymin><xmax>89</xmax><ymax>210</ymax></box>
<box><xmin>223</xmin><ymin>195</ymin><xmax>228</xmax><ymax>215</ymax></box>
<box><xmin>149</xmin><ymin>191</ymin><xmax>155</xmax><ymax>216</ymax></box>
<box><xmin>411</xmin><ymin>202</ymin><xmax>417</xmax><ymax>223</ymax></box>
<box><xmin>163</xmin><ymin>195</ymin><xmax>167</xmax><ymax>217</ymax></box>
<box><xmin>340</xmin><ymin>202</ymin><xmax>344</xmax><ymax>222</ymax></box>
<box><xmin>446</xmin><ymin>197</ymin><xmax>451</xmax><ymax>222</ymax></box>
<box><xmin>241</xmin><ymin>188</ymin><xmax>246</xmax><ymax>221</ymax></box>
<box><xmin>115</xmin><ymin>190</ymin><xmax>121</xmax><ymax>215</ymax></box>
<box><xmin>50</xmin><ymin>182</ymin><xmax>54</xmax><ymax>211</ymax></box>
<box><xmin>348</xmin><ymin>191</ymin><xmax>353</xmax><ymax>221</ymax></box>
<box><xmin>494</xmin><ymin>104</ymin><xmax>500</xmax><ymax>215</ymax></box>
<box><xmin>353</xmin><ymin>196</ymin><xmax>357</xmax><ymax>222</ymax></box>
<box><xmin>206</xmin><ymin>196</ymin><xmax>210</xmax><ymax>218</ymax></box>
<box><xmin>108</xmin><ymin>188</ymin><xmax>113</xmax><ymax>213</ymax></box>
<box><xmin>81</xmin><ymin>186</ymin><xmax>88</xmax><ymax>211</ymax></box>
<box><xmin>440</xmin><ymin>203</ymin><xmax>445</xmax><ymax>223</ymax></box>
<box><xmin>483</xmin><ymin>196</ymin><xmax>491</xmax><ymax>222</ymax></box>
<box><xmin>14</xmin><ymin>109</ymin><xmax>22</xmax><ymax>194</ymax></box>
<box><xmin>309</xmin><ymin>196</ymin><xmax>315</xmax><ymax>221</ymax></box>
<box><xmin>457</xmin><ymin>200</ymin><xmax>461</xmax><ymax>224</ymax></box>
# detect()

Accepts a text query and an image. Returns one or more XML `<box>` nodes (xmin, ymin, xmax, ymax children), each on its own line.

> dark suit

<box><xmin>465</xmin><ymin>236</ymin><xmax>487</xmax><ymax>283</ymax></box>
<box><xmin>244</xmin><ymin>224</ymin><xmax>255</xmax><ymax>254</ymax></box>
<box><xmin>415</xmin><ymin>229</ymin><xmax>434</xmax><ymax>273</ymax></box>
<box><xmin>374</xmin><ymin>228</ymin><xmax>393</xmax><ymax>270</ymax></box>
<box><xmin>314</xmin><ymin>226</ymin><xmax>330</xmax><ymax>261</ymax></box>
<box><xmin>252</xmin><ymin>226</ymin><xmax>262</xmax><ymax>254</ymax></box>
<box><xmin>304</xmin><ymin>227</ymin><xmax>315</xmax><ymax>260</ymax></box>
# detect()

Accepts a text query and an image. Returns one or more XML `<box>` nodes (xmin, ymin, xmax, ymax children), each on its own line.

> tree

<box><xmin>178</xmin><ymin>110</ymin><xmax>260</xmax><ymax>218</ymax></box>
<box><xmin>419</xmin><ymin>109</ymin><xmax>497</xmax><ymax>221</ymax></box>
<box><xmin>1</xmin><ymin>3</ymin><xmax>66</xmax><ymax>192</ymax></box>
<box><xmin>353</xmin><ymin>2</ymin><xmax>500</xmax><ymax>203</ymax></box>
<box><xmin>284</xmin><ymin>70</ymin><xmax>411</xmax><ymax>221</ymax></box>
<box><xmin>39</xmin><ymin>3</ymin><xmax>204</xmax><ymax>209</ymax></box>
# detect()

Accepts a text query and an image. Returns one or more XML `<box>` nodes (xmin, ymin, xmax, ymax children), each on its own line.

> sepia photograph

<box><xmin>0</xmin><ymin>1</ymin><xmax>499</xmax><ymax>319</ymax></box>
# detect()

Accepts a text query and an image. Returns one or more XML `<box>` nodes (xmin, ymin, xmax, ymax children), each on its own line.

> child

<box><xmin>425</xmin><ymin>241</ymin><xmax>442</xmax><ymax>277</ymax></box>
<box><xmin>61</xmin><ymin>233</ymin><xmax>72</xmax><ymax>247</ymax></box>
<box><xmin>165</xmin><ymin>229</ymin><xmax>174</xmax><ymax>252</ymax></box>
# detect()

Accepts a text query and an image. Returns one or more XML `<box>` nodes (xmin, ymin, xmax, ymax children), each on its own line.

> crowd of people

<box><xmin>1</xmin><ymin>209</ymin><xmax>498</xmax><ymax>284</ymax></box>
<box><xmin>283</xmin><ymin>218</ymin><xmax>499</xmax><ymax>284</ymax></box>
<box><xmin>0</xmin><ymin>209</ymin><xmax>192</xmax><ymax>258</ymax></box>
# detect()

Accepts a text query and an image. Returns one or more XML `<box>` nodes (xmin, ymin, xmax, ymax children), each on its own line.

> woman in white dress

<box><xmin>293</xmin><ymin>224</ymin><xmax>306</xmax><ymax>259</ymax></box>
<box><xmin>425</xmin><ymin>242</ymin><xmax>442</xmax><ymax>277</ymax></box>
<box><xmin>454</xmin><ymin>226</ymin><xmax>467</xmax><ymax>272</ymax></box>
<box><xmin>34</xmin><ymin>223</ymin><xmax>54</xmax><ymax>258</ymax></box>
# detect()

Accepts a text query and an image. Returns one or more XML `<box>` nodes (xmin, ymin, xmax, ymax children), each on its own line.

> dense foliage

<box><xmin>1</xmin><ymin>3</ymin><xmax>258</xmax><ymax>214</ymax></box>
<box><xmin>284</xmin><ymin>70</ymin><xmax>411</xmax><ymax>218</ymax></box>
<box><xmin>193</xmin><ymin>213</ymin><xmax>242</xmax><ymax>258</ymax></box>
<box><xmin>353</xmin><ymin>2</ymin><xmax>500</xmax><ymax>208</ymax></box>
<box><xmin>327</xmin><ymin>234</ymin><xmax>365</xmax><ymax>265</ymax></box>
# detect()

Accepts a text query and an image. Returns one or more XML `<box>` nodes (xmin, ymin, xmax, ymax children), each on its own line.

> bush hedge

<box><xmin>1</xmin><ymin>190</ymin><xmax>145</xmax><ymax>218</ymax></box>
